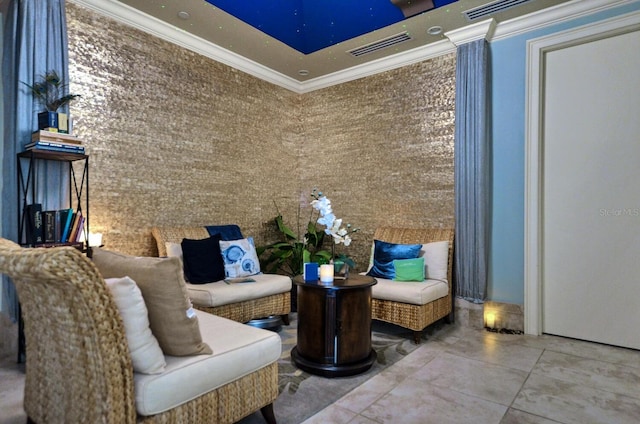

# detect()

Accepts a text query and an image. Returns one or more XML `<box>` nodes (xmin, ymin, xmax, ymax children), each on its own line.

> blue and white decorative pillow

<box><xmin>219</xmin><ymin>237</ymin><xmax>261</xmax><ymax>278</ymax></box>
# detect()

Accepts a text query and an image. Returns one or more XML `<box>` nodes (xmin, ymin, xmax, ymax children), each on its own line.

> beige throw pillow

<box><xmin>105</xmin><ymin>276</ymin><xmax>166</xmax><ymax>374</ymax></box>
<box><xmin>93</xmin><ymin>248</ymin><xmax>212</xmax><ymax>356</ymax></box>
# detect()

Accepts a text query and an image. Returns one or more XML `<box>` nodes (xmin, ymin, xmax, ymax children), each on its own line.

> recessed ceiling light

<box><xmin>177</xmin><ymin>11</ymin><xmax>190</xmax><ymax>20</ymax></box>
<box><xmin>298</xmin><ymin>70</ymin><xmax>309</xmax><ymax>76</ymax></box>
<box><xmin>427</xmin><ymin>25</ymin><xmax>443</xmax><ymax>35</ymax></box>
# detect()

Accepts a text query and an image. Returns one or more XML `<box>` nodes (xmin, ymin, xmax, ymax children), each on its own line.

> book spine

<box><xmin>26</xmin><ymin>145</ymin><xmax>85</xmax><ymax>154</ymax></box>
<box><xmin>25</xmin><ymin>203</ymin><xmax>44</xmax><ymax>245</ymax></box>
<box><xmin>60</xmin><ymin>209</ymin><xmax>74</xmax><ymax>243</ymax></box>
<box><xmin>74</xmin><ymin>215</ymin><xmax>86</xmax><ymax>243</ymax></box>
<box><xmin>26</xmin><ymin>140</ymin><xmax>84</xmax><ymax>149</ymax></box>
<box><xmin>43</xmin><ymin>211</ymin><xmax>57</xmax><ymax>243</ymax></box>
<box><xmin>55</xmin><ymin>210</ymin><xmax>62</xmax><ymax>243</ymax></box>
<box><xmin>68</xmin><ymin>210</ymin><xmax>82</xmax><ymax>243</ymax></box>
<box><xmin>32</xmin><ymin>130</ymin><xmax>82</xmax><ymax>144</ymax></box>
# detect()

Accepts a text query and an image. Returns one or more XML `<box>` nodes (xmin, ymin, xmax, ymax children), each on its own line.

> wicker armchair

<box><xmin>151</xmin><ymin>226</ymin><xmax>291</xmax><ymax>324</ymax></box>
<box><xmin>370</xmin><ymin>227</ymin><xmax>455</xmax><ymax>344</ymax></box>
<box><xmin>0</xmin><ymin>238</ymin><xmax>277</xmax><ymax>424</ymax></box>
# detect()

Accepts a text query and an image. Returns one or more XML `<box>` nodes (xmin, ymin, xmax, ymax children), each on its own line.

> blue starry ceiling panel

<box><xmin>205</xmin><ymin>0</ymin><xmax>458</xmax><ymax>54</ymax></box>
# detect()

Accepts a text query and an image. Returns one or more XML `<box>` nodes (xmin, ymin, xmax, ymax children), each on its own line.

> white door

<box><xmin>541</xmin><ymin>29</ymin><xmax>640</xmax><ymax>350</ymax></box>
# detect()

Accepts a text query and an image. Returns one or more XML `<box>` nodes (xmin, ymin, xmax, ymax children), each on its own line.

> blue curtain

<box><xmin>2</xmin><ymin>0</ymin><xmax>69</xmax><ymax>321</ymax></box>
<box><xmin>454</xmin><ymin>39</ymin><xmax>491</xmax><ymax>302</ymax></box>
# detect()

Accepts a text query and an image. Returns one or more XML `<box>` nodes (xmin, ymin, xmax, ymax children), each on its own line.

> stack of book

<box><xmin>25</xmin><ymin>203</ymin><xmax>85</xmax><ymax>246</ymax></box>
<box><xmin>25</xmin><ymin>130</ymin><xmax>85</xmax><ymax>154</ymax></box>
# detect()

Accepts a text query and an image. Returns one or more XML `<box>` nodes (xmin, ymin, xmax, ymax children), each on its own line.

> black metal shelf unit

<box><xmin>17</xmin><ymin>149</ymin><xmax>89</xmax><ymax>249</ymax></box>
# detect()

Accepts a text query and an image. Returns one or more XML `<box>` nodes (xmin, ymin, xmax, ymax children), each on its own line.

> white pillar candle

<box><xmin>88</xmin><ymin>232</ymin><xmax>103</xmax><ymax>247</ymax></box>
<box><xmin>486</xmin><ymin>312</ymin><xmax>496</xmax><ymax>329</ymax></box>
<box><xmin>319</xmin><ymin>264</ymin><xmax>334</xmax><ymax>283</ymax></box>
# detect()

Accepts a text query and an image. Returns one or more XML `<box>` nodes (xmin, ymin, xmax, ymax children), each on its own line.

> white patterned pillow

<box><xmin>219</xmin><ymin>237</ymin><xmax>261</xmax><ymax>278</ymax></box>
<box><xmin>105</xmin><ymin>276</ymin><xmax>166</xmax><ymax>374</ymax></box>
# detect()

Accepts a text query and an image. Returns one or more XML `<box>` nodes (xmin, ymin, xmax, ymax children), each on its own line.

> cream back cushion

<box><xmin>165</xmin><ymin>242</ymin><xmax>183</xmax><ymax>260</ymax></box>
<box><xmin>105</xmin><ymin>276</ymin><xmax>166</xmax><ymax>374</ymax></box>
<box><xmin>93</xmin><ymin>248</ymin><xmax>212</xmax><ymax>356</ymax></box>
<box><xmin>420</xmin><ymin>240</ymin><xmax>449</xmax><ymax>282</ymax></box>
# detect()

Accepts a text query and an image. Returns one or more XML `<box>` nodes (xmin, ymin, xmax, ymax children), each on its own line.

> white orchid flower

<box><xmin>310</xmin><ymin>190</ymin><xmax>357</xmax><ymax>250</ymax></box>
<box><xmin>329</xmin><ymin>218</ymin><xmax>343</xmax><ymax>234</ymax></box>
<box><xmin>317</xmin><ymin>213</ymin><xmax>335</xmax><ymax>229</ymax></box>
<box><xmin>311</xmin><ymin>196</ymin><xmax>331</xmax><ymax>213</ymax></box>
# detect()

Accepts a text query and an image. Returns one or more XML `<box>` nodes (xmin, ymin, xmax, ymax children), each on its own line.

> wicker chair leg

<box><xmin>413</xmin><ymin>330</ymin><xmax>422</xmax><ymax>344</ymax></box>
<box><xmin>281</xmin><ymin>314</ymin><xmax>290</xmax><ymax>325</ymax></box>
<box><xmin>27</xmin><ymin>417</ymin><xmax>36</xmax><ymax>424</ymax></box>
<box><xmin>260</xmin><ymin>403</ymin><xmax>276</xmax><ymax>424</ymax></box>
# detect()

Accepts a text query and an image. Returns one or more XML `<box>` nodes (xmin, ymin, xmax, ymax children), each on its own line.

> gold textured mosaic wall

<box><xmin>66</xmin><ymin>3</ymin><xmax>455</xmax><ymax>271</ymax></box>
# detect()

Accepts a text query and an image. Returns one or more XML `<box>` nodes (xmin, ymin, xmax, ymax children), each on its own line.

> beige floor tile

<box><xmin>361</xmin><ymin>378</ymin><xmax>507</xmax><ymax>424</ymax></box>
<box><xmin>444</xmin><ymin>333</ymin><xmax>543</xmax><ymax>372</ymax></box>
<box><xmin>533</xmin><ymin>350</ymin><xmax>640</xmax><ymax>399</ymax></box>
<box><xmin>301</xmin><ymin>404</ymin><xmax>357</xmax><ymax>424</ymax></box>
<box><xmin>347</xmin><ymin>415</ymin><xmax>381</xmax><ymax>424</ymax></box>
<box><xmin>334</xmin><ymin>373</ymin><xmax>398</xmax><ymax>414</ymax></box>
<box><xmin>377</xmin><ymin>339</ymin><xmax>444</xmax><ymax>376</ymax></box>
<box><xmin>512</xmin><ymin>373</ymin><xmax>640</xmax><ymax>424</ymax></box>
<box><xmin>500</xmin><ymin>333</ymin><xmax>640</xmax><ymax>382</ymax></box>
<box><xmin>500</xmin><ymin>408</ymin><xmax>563</xmax><ymax>424</ymax></box>
<box><xmin>411</xmin><ymin>351</ymin><xmax>529</xmax><ymax>406</ymax></box>
<box><xmin>515</xmin><ymin>334</ymin><xmax>640</xmax><ymax>369</ymax></box>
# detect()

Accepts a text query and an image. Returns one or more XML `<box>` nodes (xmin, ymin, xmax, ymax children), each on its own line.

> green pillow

<box><xmin>393</xmin><ymin>257</ymin><xmax>425</xmax><ymax>282</ymax></box>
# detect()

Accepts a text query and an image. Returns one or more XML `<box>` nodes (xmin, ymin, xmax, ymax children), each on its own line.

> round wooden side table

<box><xmin>291</xmin><ymin>274</ymin><xmax>377</xmax><ymax>378</ymax></box>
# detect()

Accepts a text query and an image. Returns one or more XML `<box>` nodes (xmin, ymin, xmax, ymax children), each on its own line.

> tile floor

<box><xmin>1</xmin><ymin>323</ymin><xmax>639</xmax><ymax>424</ymax></box>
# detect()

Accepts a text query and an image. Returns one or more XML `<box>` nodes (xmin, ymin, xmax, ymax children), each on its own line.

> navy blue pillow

<box><xmin>181</xmin><ymin>234</ymin><xmax>225</xmax><ymax>283</ymax></box>
<box><xmin>205</xmin><ymin>225</ymin><xmax>243</xmax><ymax>241</ymax></box>
<box><xmin>366</xmin><ymin>239</ymin><xmax>422</xmax><ymax>280</ymax></box>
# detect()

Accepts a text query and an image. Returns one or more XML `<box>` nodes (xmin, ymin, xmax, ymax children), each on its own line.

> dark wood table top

<box><xmin>293</xmin><ymin>274</ymin><xmax>376</xmax><ymax>290</ymax></box>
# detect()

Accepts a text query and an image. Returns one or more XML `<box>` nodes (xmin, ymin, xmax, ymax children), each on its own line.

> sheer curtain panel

<box><xmin>2</xmin><ymin>0</ymin><xmax>70</xmax><ymax>320</ymax></box>
<box><xmin>454</xmin><ymin>39</ymin><xmax>490</xmax><ymax>302</ymax></box>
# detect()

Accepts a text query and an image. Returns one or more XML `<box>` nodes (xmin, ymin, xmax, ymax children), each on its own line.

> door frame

<box><xmin>524</xmin><ymin>11</ymin><xmax>640</xmax><ymax>335</ymax></box>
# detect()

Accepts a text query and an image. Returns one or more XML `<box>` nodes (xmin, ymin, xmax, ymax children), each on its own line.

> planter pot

<box><xmin>38</xmin><ymin>111</ymin><xmax>58</xmax><ymax>131</ymax></box>
<box><xmin>37</xmin><ymin>111</ymin><xmax>68</xmax><ymax>133</ymax></box>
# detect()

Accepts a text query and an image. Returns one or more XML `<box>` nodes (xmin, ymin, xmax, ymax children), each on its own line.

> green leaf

<box><xmin>275</xmin><ymin>215</ymin><xmax>298</xmax><ymax>240</ymax></box>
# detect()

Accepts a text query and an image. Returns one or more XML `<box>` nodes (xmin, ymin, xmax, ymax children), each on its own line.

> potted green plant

<box><xmin>258</xmin><ymin>189</ymin><xmax>358</xmax><ymax>277</ymax></box>
<box><xmin>257</xmin><ymin>207</ymin><xmax>332</xmax><ymax>278</ymax></box>
<box><xmin>23</xmin><ymin>70</ymin><xmax>80</xmax><ymax>133</ymax></box>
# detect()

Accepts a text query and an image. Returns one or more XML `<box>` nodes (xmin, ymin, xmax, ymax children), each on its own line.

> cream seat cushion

<box><xmin>370</xmin><ymin>277</ymin><xmax>449</xmax><ymax>306</ymax></box>
<box><xmin>186</xmin><ymin>273</ymin><xmax>292</xmax><ymax>308</ymax></box>
<box><xmin>134</xmin><ymin>310</ymin><xmax>281</xmax><ymax>416</ymax></box>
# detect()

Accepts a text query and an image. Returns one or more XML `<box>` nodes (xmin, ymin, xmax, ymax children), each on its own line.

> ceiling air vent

<box><xmin>348</xmin><ymin>32</ymin><xmax>412</xmax><ymax>57</ymax></box>
<box><xmin>463</xmin><ymin>0</ymin><xmax>533</xmax><ymax>21</ymax></box>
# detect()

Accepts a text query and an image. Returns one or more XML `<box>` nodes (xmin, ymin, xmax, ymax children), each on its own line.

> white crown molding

<box><xmin>69</xmin><ymin>0</ymin><xmax>639</xmax><ymax>94</ymax></box>
<box><xmin>493</xmin><ymin>0</ymin><xmax>639</xmax><ymax>41</ymax></box>
<box><xmin>298</xmin><ymin>40</ymin><xmax>456</xmax><ymax>94</ymax></box>
<box><xmin>445</xmin><ymin>18</ymin><xmax>497</xmax><ymax>45</ymax></box>
<box><xmin>67</xmin><ymin>0</ymin><xmax>304</xmax><ymax>92</ymax></box>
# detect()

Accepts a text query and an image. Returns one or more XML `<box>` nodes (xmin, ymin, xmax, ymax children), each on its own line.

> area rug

<box><xmin>239</xmin><ymin>313</ymin><xmax>421</xmax><ymax>424</ymax></box>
